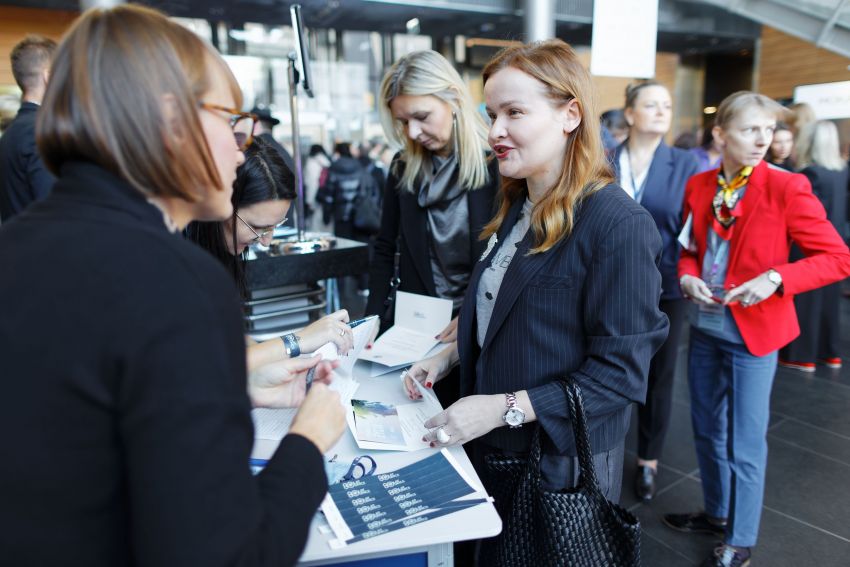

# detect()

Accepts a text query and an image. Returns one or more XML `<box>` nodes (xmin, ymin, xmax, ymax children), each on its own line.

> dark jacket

<box><xmin>457</xmin><ymin>185</ymin><xmax>669</xmax><ymax>456</ymax></box>
<box><xmin>612</xmin><ymin>141</ymin><xmax>699</xmax><ymax>300</ymax></box>
<box><xmin>0</xmin><ymin>162</ymin><xmax>326</xmax><ymax>567</ymax></box>
<box><xmin>328</xmin><ymin>156</ymin><xmax>365</xmax><ymax>223</ymax></box>
<box><xmin>366</xmin><ymin>154</ymin><xmax>500</xmax><ymax>323</ymax></box>
<box><xmin>0</xmin><ymin>102</ymin><xmax>56</xmax><ymax>221</ymax></box>
<box><xmin>801</xmin><ymin>164</ymin><xmax>849</xmax><ymax>239</ymax></box>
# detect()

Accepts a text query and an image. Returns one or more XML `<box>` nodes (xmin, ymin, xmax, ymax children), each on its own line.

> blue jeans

<box><xmin>688</xmin><ymin>327</ymin><xmax>777</xmax><ymax>548</ymax></box>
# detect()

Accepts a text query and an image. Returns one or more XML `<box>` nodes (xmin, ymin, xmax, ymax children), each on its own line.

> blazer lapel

<box><xmin>479</xmin><ymin>198</ymin><xmax>572</xmax><ymax>353</ymax></box>
<box><xmin>643</xmin><ymin>143</ymin><xmax>673</xmax><ymax>202</ymax></box>
<box><xmin>727</xmin><ymin>160</ymin><xmax>768</xmax><ymax>271</ymax></box>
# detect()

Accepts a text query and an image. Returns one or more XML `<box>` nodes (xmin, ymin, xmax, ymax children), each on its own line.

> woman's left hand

<box><xmin>435</xmin><ymin>316</ymin><xmax>459</xmax><ymax>343</ymax></box>
<box><xmin>723</xmin><ymin>272</ymin><xmax>780</xmax><ymax>307</ymax></box>
<box><xmin>297</xmin><ymin>309</ymin><xmax>353</xmax><ymax>354</ymax></box>
<box><xmin>248</xmin><ymin>355</ymin><xmax>337</xmax><ymax>408</ymax></box>
<box><xmin>422</xmin><ymin>395</ymin><xmax>504</xmax><ymax>447</ymax></box>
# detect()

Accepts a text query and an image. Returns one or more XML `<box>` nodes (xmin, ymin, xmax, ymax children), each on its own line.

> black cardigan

<box><xmin>0</xmin><ymin>162</ymin><xmax>326</xmax><ymax>567</ymax></box>
<box><xmin>366</xmin><ymin>154</ymin><xmax>500</xmax><ymax>324</ymax></box>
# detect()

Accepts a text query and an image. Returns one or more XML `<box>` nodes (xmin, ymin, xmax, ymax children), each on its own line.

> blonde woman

<box><xmin>366</xmin><ymin>50</ymin><xmax>499</xmax><ymax>405</ymax></box>
<box><xmin>780</xmin><ymin>120</ymin><xmax>850</xmax><ymax>371</ymax></box>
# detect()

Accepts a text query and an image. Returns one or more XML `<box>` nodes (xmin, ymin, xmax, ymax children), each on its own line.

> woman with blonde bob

<box><xmin>666</xmin><ymin>93</ymin><xmax>850</xmax><ymax>566</ymax></box>
<box><xmin>404</xmin><ymin>39</ymin><xmax>668</xmax><ymax>560</ymax></box>
<box><xmin>0</xmin><ymin>6</ymin><xmax>345</xmax><ymax>566</ymax></box>
<box><xmin>366</xmin><ymin>49</ymin><xmax>500</xmax><ymax>405</ymax></box>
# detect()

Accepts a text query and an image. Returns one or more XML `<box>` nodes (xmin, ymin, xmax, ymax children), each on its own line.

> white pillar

<box><xmin>524</xmin><ymin>0</ymin><xmax>555</xmax><ymax>42</ymax></box>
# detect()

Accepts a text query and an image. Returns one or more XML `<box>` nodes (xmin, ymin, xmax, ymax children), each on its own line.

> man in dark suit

<box><xmin>0</xmin><ymin>35</ymin><xmax>57</xmax><ymax>222</ymax></box>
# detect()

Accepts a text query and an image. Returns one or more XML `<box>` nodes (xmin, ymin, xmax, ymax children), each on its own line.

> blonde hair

<box><xmin>796</xmin><ymin>120</ymin><xmax>846</xmax><ymax>171</ymax></box>
<box><xmin>714</xmin><ymin>91</ymin><xmax>788</xmax><ymax>129</ymax></box>
<box><xmin>38</xmin><ymin>4</ymin><xmax>242</xmax><ymax>202</ymax></box>
<box><xmin>379</xmin><ymin>50</ymin><xmax>490</xmax><ymax>193</ymax></box>
<box><xmin>480</xmin><ymin>39</ymin><xmax>613</xmax><ymax>254</ymax></box>
<box><xmin>788</xmin><ymin>102</ymin><xmax>816</xmax><ymax>136</ymax></box>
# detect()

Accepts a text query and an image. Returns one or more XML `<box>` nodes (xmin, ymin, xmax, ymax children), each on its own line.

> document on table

<box><xmin>346</xmin><ymin>371</ymin><xmax>443</xmax><ymax>452</ymax></box>
<box><xmin>321</xmin><ymin>449</ymin><xmax>490</xmax><ymax>548</ymax></box>
<box><xmin>358</xmin><ymin>292</ymin><xmax>453</xmax><ymax>368</ymax></box>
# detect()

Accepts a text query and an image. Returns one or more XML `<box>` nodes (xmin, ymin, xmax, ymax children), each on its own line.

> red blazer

<box><xmin>678</xmin><ymin>160</ymin><xmax>850</xmax><ymax>356</ymax></box>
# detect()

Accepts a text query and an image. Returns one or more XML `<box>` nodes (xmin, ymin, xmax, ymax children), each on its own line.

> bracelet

<box><xmin>282</xmin><ymin>333</ymin><xmax>301</xmax><ymax>358</ymax></box>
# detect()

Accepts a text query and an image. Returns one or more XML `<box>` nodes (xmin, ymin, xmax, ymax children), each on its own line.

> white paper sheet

<box><xmin>359</xmin><ymin>292</ymin><xmax>452</xmax><ymax>368</ymax></box>
<box><xmin>345</xmin><ymin>370</ymin><xmax>443</xmax><ymax>452</ymax></box>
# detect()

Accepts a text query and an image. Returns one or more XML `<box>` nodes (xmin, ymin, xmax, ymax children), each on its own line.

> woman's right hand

<box><xmin>289</xmin><ymin>383</ymin><xmax>346</xmax><ymax>454</ymax></box>
<box><xmin>403</xmin><ymin>344</ymin><xmax>459</xmax><ymax>400</ymax></box>
<box><xmin>680</xmin><ymin>274</ymin><xmax>716</xmax><ymax>306</ymax></box>
<box><xmin>297</xmin><ymin>309</ymin><xmax>353</xmax><ymax>354</ymax></box>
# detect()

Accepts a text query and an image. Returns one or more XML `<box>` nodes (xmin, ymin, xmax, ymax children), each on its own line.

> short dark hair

<box><xmin>187</xmin><ymin>137</ymin><xmax>296</xmax><ymax>297</ymax></box>
<box><xmin>10</xmin><ymin>35</ymin><xmax>56</xmax><ymax>92</ymax></box>
<box><xmin>334</xmin><ymin>142</ymin><xmax>352</xmax><ymax>157</ymax></box>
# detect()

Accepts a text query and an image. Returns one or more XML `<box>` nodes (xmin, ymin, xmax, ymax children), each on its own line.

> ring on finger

<box><xmin>436</xmin><ymin>427</ymin><xmax>451</xmax><ymax>444</ymax></box>
<box><xmin>338</xmin><ymin>327</ymin><xmax>345</xmax><ymax>337</ymax></box>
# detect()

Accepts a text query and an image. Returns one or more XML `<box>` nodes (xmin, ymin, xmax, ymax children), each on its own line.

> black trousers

<box><xmin>781</xmin><ymin>281</ymin><xmax>842</xmax><ymax>362</ymax></box>
<box><xmin>637</xmin><ymin>298</ymin><xmax>688</xmax><ymax>461</ymax></box>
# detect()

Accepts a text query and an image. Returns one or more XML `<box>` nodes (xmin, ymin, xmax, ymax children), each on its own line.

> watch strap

<box><xmin>282</xmin><ymin>333</ymin><xmax>301</xmax><ymax>358</ymax></box>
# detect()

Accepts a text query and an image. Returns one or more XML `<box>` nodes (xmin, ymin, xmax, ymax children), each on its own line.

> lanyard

<box><xmin>624</xmin><ymin>147</ymin><xmax>649</xmax><ymax>203</ymax></box>
<box><xmin>706</xmin><ymin>231</ymin><xmax>729</xmax><ymax>287</ymax></box>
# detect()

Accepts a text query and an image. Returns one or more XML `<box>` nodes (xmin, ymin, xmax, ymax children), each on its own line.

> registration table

<box><xmin>251</xmin><ymin>362</ymin><xmax>502</xmax><ymax>567</ymax></box>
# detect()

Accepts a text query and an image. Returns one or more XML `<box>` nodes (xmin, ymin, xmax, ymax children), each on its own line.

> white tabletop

<box><xmin>251</xmin><ymin>361</ymin><xmax>502</xmax><ymax>566</ymax></box>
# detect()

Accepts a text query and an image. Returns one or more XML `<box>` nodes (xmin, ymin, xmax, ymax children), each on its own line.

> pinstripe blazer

<box><xmin>457</xmin><ymin>184</ymin><xmax>669</xmax><ymax>456</ymax></box>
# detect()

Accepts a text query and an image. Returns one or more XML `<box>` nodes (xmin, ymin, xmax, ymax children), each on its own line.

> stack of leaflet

<box><xmin>321</xmin><ymin>449</ymin><xmax>491</xmax><ymax>548</ymax></box>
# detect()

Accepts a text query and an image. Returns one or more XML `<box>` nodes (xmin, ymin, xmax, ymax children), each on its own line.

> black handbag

<box><xmin>481</xmin><ymin>380</ymin><xmax>641</xmax><ymax>567</ymax></box>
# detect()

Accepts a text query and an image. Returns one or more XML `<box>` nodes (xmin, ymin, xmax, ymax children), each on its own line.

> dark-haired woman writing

<box><xmin>187</xmin><ymin>136</ymin><xmax>355</xmax><ymax>377</ymax></box>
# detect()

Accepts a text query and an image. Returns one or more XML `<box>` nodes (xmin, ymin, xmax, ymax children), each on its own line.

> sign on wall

<box><xmin>793</xmin><ymin>81</ymin><xmax>850</xmax><ymax>120</ymax></box>
<box><xmin>590</xmin><ymin>0</ymin><xmax>659</xmax><ymax>78</ymax></box>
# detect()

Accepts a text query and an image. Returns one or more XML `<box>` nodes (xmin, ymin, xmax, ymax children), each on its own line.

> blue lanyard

<box><xmin>624</xmin><ymin>147</ymin><xmax>649</xmax><ymax>203</ymax></box>
<box><xmin>707</xmin><ymin>231</ymin><xmax>729</xmax><ymax>287</ymax></box>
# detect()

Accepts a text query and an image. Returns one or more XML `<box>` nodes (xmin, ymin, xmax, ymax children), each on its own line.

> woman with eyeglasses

<box><xmin>0</xmin><ymin>6</ymin><xmax>345</xmax><ymax>566</ymax></box>
<box><xmin>188</xmin><ymin>137</ymin><xmax>355</xmax><ymax>372</ymax></box>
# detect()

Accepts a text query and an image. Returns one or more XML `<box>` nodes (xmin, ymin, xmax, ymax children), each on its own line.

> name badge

<box><xmin>697</xmin><ymin>286</ymin><xmax>725</xmax><ymax>333</ymax></box>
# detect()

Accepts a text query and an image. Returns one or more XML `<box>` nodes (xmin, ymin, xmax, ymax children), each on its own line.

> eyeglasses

<box><xmin>199</xmin><ymin>102</ymin><xmax>258</xmax><ymax>151</ymax></box>
<box><xmin>235</xmin><ymin>212</ymin><xmax>288</xmax><ymax>243</ymax></box>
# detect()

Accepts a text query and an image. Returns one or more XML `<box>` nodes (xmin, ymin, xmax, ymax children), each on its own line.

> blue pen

<box><xmin>348</xmin><ymin>315</ymin><xmax>379</xmax><ymax>329</ymax></box>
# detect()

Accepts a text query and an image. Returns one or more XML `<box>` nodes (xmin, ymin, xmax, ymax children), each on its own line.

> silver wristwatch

<box><xmin>767</xmin><ymin>269</ymin><xmax>783</xmax><ymax>287</ymax></box>
<box><xmin>503</xmin><ymin>392</ymin><xmax>526</xmax><ymax>428</ymax></box>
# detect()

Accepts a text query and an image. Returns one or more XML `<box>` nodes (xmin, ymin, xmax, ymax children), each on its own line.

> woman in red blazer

<box><xmin>663</xmin><ymin>92</ymin><xmax>850</xmax><ymax>567</ymax></box>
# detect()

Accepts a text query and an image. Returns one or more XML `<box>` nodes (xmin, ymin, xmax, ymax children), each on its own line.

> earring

<box><xmin>452</xmin><ymin>112</ymin><xmax>460</xmax><ymax>158</ymax></box>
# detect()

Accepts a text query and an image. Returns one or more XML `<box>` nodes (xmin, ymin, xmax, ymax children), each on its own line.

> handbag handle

<box><xmin>528</xmin><ymin>380</ymin><xmax>603</xmax><ymax>497</ymax></box>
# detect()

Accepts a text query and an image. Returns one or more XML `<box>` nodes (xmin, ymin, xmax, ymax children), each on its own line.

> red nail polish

<box><xmin>429</xmin><ymin>442</ymin><xmax>435</xmax><ymax>448</ymax></box>
<box><xmin>434</xmin><ymin>335</ymin><xmax>440</xmax><ymax>339</ymax></box>
<box><xmin>425</xmin><ymin>382</ymin><xmax>432</xmax><ymax>388</ymax></box>
<box><xmin>366</xmin><ymin>345</ymin><xmax>371</xmax><ymax>350</ymax></box>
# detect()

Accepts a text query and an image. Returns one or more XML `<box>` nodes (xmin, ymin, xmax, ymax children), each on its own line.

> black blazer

<box><xmin>802</xmin><ymin>164</ymin><xmax>848</xmax><ymax>238</ymax></box>
<box><xmin>612</xmin><ymin>141</ymin><xmax>699</xmax><ymax>300</ymax></box>
<box><xmin>0</xmin><ymin>162</ymin><xmax>326</xmax><ymax>567</ymax></box>
<box><xmin>457</xmin><ymin>185</ymin><xmax>669</xmax><ymax>456</ymax></box>
<box><xmin>366</xmin><ymin>154</ymin><xmax>500</xmax><ymax>323</ymax></box>
<box><xmin>0</xmin><ymin>102</ymin><xmax>56</xmax><ymax>221</ymax></box>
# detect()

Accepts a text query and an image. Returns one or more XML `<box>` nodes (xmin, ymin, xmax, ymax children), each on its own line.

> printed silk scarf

<box><xmin>711</xmin><ymin>165</ymin><xmax>753</xmax><ymax>241</ymax></box>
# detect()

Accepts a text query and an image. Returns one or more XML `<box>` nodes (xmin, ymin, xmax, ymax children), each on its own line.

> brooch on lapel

<box><xmin>480</xmin><ymin>234</ymin><xmax>498</xmax><ymax>262</ymax></box>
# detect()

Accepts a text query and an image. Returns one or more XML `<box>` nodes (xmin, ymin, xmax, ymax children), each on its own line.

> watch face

<box><xmin>504</xmin><ymin>408</ymin><xmax>525</xmax><ymax>427</ymax></box>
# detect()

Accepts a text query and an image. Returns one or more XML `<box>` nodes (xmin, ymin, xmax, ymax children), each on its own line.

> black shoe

<box><xmin>700</xmin><ymin>543</ymin><xmax>751</xmax><ymax>567</ymax></box>
<box><xmin>663</xmin><ymin>511</ymin><xmax>727</xmax><ymax>536</ymax></box>
<box><xmin>634</xmin><ymin>465</ymin><xmax>656</xmax><ymax>501</ymax></box>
